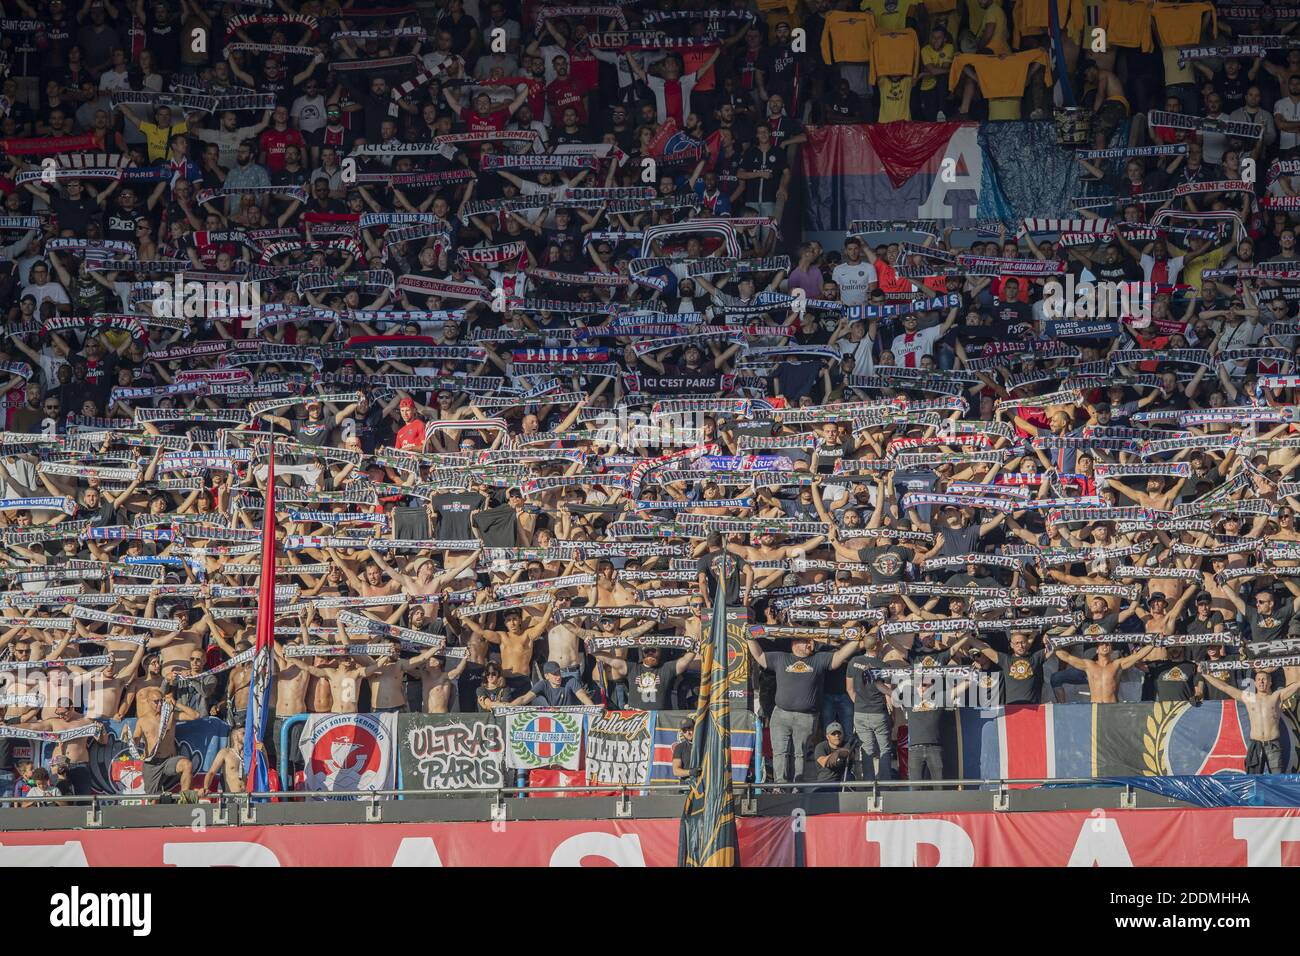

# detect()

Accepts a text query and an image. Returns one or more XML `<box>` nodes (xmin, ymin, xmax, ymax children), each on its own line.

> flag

<box><xmin>801</xmin><ymin>122</ymin><xmax>981</xmax><ymax>230</ymax></box>
<box><xmin>243</xmin><ymin>437</ymin><xmax>277</xmax><ymax>794</ymax></box>
<box><xmin>678</xmin><ymin>566</ymin><xmax>739</xmax><ymax>868</ymax></box>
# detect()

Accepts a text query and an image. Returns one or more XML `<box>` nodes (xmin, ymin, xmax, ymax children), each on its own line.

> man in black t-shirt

<box><xmin>748</xmin><ymin>635</ymin><xmax>862</xmax><ymax>783</ymax></box>
<box><xmin>670</xmin><ymin>721</ymin><xmax>694</xmax><ymax>781</ymax></box>
<box><xmin>1228</xmin><ymin>586</ymin><xmax>1300</xmax><ymax>645</ymax></box>
<box><xmin>902</xmin><ymin>677</ymin><xmax>946</xmax><ymax>787</ymax></box>
<box><xmin>969</xmin><ymin>630</ymin><xmax>1055</xmax><ymax>704</ymax></box>
<box><xmin>847</xmin><ymin>637</ymin><xmax>894</xmax><ymax>779</ymax></box>
<box><xmin>811</xmin><ymin>722</ymin><xmax>854</xmax><ymax>790</ymax></box>
<box><xmin>593</xmin><ymin>646</ymin><xmax>697</xmax><ymax>711</ymax></box>
<box><xmin>1146</xmin><ymin>647</ymin><xmax>1199</xmax><ymax>702</ymax></box>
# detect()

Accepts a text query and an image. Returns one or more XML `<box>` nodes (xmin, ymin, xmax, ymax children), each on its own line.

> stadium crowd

<box><xmin>1</xmin><ymin>0</ymin><xmax>1300</xmax><ymax>799</ymax></box>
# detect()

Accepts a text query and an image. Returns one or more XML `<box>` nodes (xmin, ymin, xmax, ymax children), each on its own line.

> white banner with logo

<box><xmin>298</xmin><ymin>713</ymin><xmax>398</xmax><ymax>797</ymax></box>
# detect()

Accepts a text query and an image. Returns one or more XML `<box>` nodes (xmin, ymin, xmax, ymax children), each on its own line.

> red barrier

<box><xmin>0</xmin><ymin>816</ymin><xmax>795</xmax><ymax>867</ymax></box>
<box><xmin>804</xmin><ymin>808</ymin><xmax>1300</xmax><ymax>867</ymax></box>
<box><xmin>5</xmin><ymin>808</ymin><xmax>1300</xmax><ymax>866</ymax></box>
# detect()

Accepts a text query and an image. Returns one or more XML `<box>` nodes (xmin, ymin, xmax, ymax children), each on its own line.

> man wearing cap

<box><xmin>748</xmin><ymin>634</ymin><xmax>863</xmax><ymax>784</ymax></box>
<box><xmin>811</xmin><ymin>722</ymin><xmax>855</xmax><ymax>791</ymax></box>
<box><xmin>510</xmin><ymin>661</ymin><xmax>596</xmax><ymax>707</ymax></box>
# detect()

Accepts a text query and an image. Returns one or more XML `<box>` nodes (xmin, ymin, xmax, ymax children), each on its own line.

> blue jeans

<box><xmin>821</xmin><ymin>693</ymin><xmax>853</xmax><ymax>736</ymax></box>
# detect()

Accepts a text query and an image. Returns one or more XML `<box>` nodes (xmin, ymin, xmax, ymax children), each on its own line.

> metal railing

<box><xmin>0</xmin><ymin>775</ymin><xmax>1147</xmax><ymax>826</ymax></box>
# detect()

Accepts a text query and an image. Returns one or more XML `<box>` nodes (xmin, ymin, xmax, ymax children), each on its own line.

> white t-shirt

<box><xmin>838</xmin><ymin>334</ymin><xmax>876</xmax><ymax>376</ymax></box>
<box><xmin>22</xmin><ymin>281</ymin><xmax>70</xmax><ymax>313</ymax></box>
<box><xmin>890</xmin><ymin>325</ymin><xmax>941</xmax><ymax>368</ymax></box>
<box><xmin>1274</xmin><ymin>95</ymin><xmax>1300</xmax><ymax>151</ymax></box>
<box><xmin>291</xmin><ymin>93</ymin><xmax>327</xmax><ymax>134</ymax></box>
<box><xmin>832</xmin><ymin>261</ymin><xmax>877</xmax><ymax>306</ymax></box>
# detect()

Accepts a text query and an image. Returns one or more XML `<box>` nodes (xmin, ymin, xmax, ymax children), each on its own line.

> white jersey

<box><xmin>832</xmin><ymin>261</ymin><xmax>877</xmax><ymax>306</ymax></box>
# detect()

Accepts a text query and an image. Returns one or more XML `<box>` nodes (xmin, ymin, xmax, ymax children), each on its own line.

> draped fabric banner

<box><xmin>505</xmin><ymin>710</ymin><xmax>585</xmax><ymax>770</ymax></box>
<box><xmin>396</xmin><ymin>714</ymin><xmax>505</xmax><ymax>792</ymax></box>
<box><xmin>976</xmin><ymin>122</ymin><xmax>1079</xmax><ymax>223</ymax></box>
<box><xmin>802</xmin><ymin>122</ymin><xmax>982</xmax><ymax>230</ymax></box>
<box><xmin>584</xmin><ymin>710</ymin><xmax>655</xmax><ymax>789</ymax></box>
<box><xmin>298</xmin><ymin>713</ymin><xmax>398</xmax><ymax>798</ymax></box>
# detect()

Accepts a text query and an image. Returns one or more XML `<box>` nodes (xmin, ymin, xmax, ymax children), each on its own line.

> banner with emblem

<box><xmin>949</xmin><ymin>702</ymin><xmax>1298</xmax><ymax>780</ymax></box>
<box><xmin>585</xmin><ymin>710</ymin><xmax>655</xmax><ymax>788</ymax></box>
<box><xmin>397</xmin><ymin>713</ymin><xmax>505</xmax><ymax>792</ymax></box>
<box><xmin>298</xmin><ymin>713</ymin><xmax>398</xmax><ymax>797</ymax></box>
<box><xmin>504</xmin><ymin>710</ymin><xmax>585</xmax><ymax>770</ymax></box>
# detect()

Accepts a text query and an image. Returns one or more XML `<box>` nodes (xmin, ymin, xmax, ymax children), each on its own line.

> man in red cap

<box><xmin>394</xmin><ymin>396</ymin><xmax>427</xmax><ymax>451</ymax></box>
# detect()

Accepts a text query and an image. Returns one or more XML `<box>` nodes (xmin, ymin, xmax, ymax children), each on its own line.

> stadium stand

<box><xmin>0</xmin><ymin>0</ymin><xmax>1298</xmax><ymax>811</ymax></box>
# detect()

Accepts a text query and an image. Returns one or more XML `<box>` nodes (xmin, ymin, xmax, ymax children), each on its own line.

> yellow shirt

<box><xmin>860</xmin><ymin>0</ymin><xmax>922</xmax><ymax>31</ymax></box>
<box><xmin>821</xmin><ymin>10</ymin><xmax>875</xmax><ymax>64</ymax></box>
<box><xmin>920</xmin><ymin>41</ymin><xmax>955</xmax><ymax>90</ymax></box>
<box><xmin>1101</xmin><ymin>0</ymin><xmax>1153</xmax><ymax>51</ymax></box>
<box><xmin>1181</xmin><ymin>242</ymin><xmax>1227</xmax><ymax>292</ymax></box>
<box><xmin>878</xmin><ymin>76</ymin><xmax>915</xmax><ymax>121</ymax></box>
<box><xmin>979</xmin><ymin>2</ymin><xmax>1013</xmax><ymax>56</ymax></box>
<box><xmin>869</xmin><ymin>29</ymin><xmax>921</xmax><ymax>83</ymax></box>
<box><xmin>138</xmin><ymin>120</ymin><xmax>188</xmax><ymax>162</ymax></box>
<box><xmin>1151</xmin><ymin>1</ymin><xmax>1214</xmax><ymax>47</ymax></box>
<box><xmin>949</xmin><ymin>49</ymin><xmax>1053</xmax><ymax>98</ymax></box>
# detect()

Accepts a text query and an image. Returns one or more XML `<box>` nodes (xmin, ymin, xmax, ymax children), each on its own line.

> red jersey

<box><xmin>395</xmin><ymin>418</ymin><xmax>426</xmax><ymax>451</ymax></box>
<box><xmin>259</xmin><ymin>127</ymin><xmax>307</xmax><ymax>173</ymax></box>
<box><xmin>545</xmin><ymin>77</ymin><xmax>587</xmax><ymax>124</ymax></box>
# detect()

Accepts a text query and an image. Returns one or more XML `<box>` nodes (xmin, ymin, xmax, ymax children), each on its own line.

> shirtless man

<box><xmin>407</xmin><ymin>650</ymin><xmax>471</xmax><ymax>713</ymax></box>
<box><xmin>369</xmin><ymin>549</ymin><xmax>481</xmax><ymax>598</ymax></box>
<box><xmin>294</xmin><ymin>654</ymin><xmax>379</xmax><ymax>714</ymax></box>
<box><xmin>357</xmin><ymin>640</ymin><xmax>437</xmax><ymax>712</ymax></box>
<box><xmin>1052</xmin><ymin>640</ymin><xmax>1155</xmax><ymax>703</ymax></box>
<box><xmin>132</xmin><ymin>685</ymin><xmax>201</xmax><ymax>801</ymax></box>
<box><xmin>20</xmin><ymin>697</ymin><xmax>108</xmax><ymax>795</ymax></box>
<box><xmin>1200</xmin><ymin>669</ymin><xmax>1300</xmax><ymax>773</ymax></box>
<box><xmin>459</xmin><ymin>599</ymin><xmax>555</xmax><ymax>695</ymax></box>
<box><xmin>147</xmin><ymin>602</ymin><xmax>214</xmax><ymax>679</ymax></box>
<box><xmin>74</xmin><ymin>643</ymin><xmax>143</xmax><ymax>720</ymax></box>
<box><xmin>115</xmin><ymin>653</ymin><xmax>164</xmax><ymax>719</ymax></box>
<box><xmin>332</xmin><ymin>549</ymin><xmax>403</xmax><ymax>597</ymax></box>
<box><xmin>203</xmin><ymin>726</ymin><xmax>255</xmax><ymax>793</ymax></box>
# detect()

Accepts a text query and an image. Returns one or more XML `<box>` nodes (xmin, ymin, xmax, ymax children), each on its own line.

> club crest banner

<box><xmin>505</xmin><ymin>710</ymin><xmax>584</xmax><ymax>770</ymax></box>
<box><xmin>299</xmin><ymin>713</ymin><xmax>398</xmax><ymax>797</ymax></box>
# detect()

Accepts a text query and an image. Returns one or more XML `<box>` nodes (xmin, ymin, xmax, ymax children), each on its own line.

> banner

<box><xmin>0</xmin><ymin>818</ymin><xmax>797</xmax><ymax>867</ymax></box>
<box><xmin>505</xmin><ymin>710</ymin><xmax>585</xmax><ymax>770</ymax></box>
<box><xmin>802</xmin><ymin>122</ymin><xmax>983</xmax><ymax>230</ymax></box>
<box><xmin>649</xmin><ymin>710</ymin><xmax>757</xmax><ymax>783</ymax></box>
<box><xmin>952</xmin><ymin>702</ymin><xmax>1296</xmax><ymax>781</ymax></box>
<box><xmin>298</xmin><ymin>713</ymin><xmax>398</xmax><ymax>797</ymax></box>
<box><xmin>803</xmin><ymin>808</ymin><xmax>1300</xmax><ymax>866</ymax></box>
<box><xmin>585</xmin><ymin>710</ymin><xmax>655</xmax><ymax>788</ymax></box>
<box><xmin>397</xmin><ymin>714</ymin><xmax>505</xmax><ymax>792</ymax></box>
